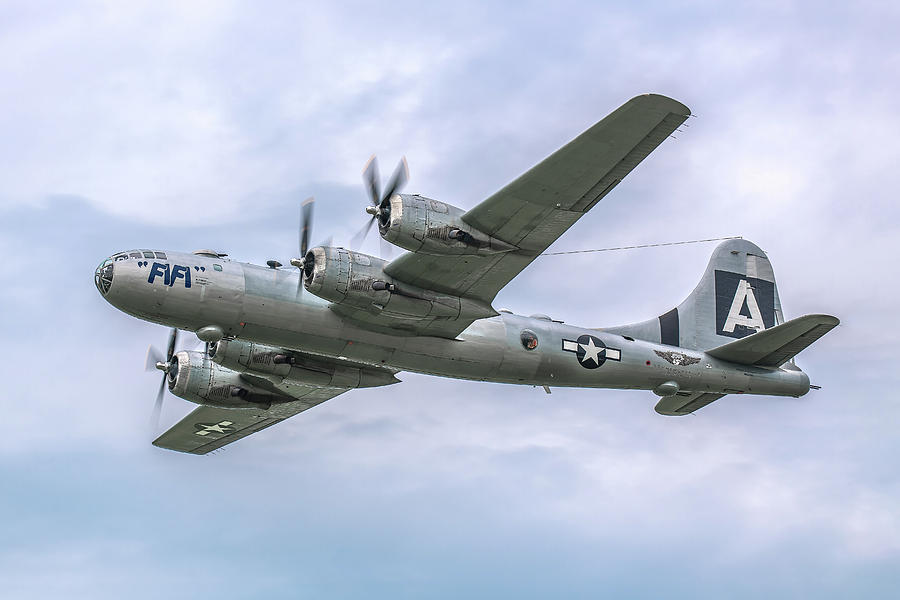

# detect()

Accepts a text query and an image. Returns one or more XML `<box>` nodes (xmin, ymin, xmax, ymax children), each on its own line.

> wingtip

<box><xmin>818</xmin><ymin>314</ymin><xmax>841</xmax><ymax>327</ymax></box>
<box><xmin>633</xmin><ymin>93</ymin><xmax>692</xmax><ymax>117</ymax></box>
<box><xmin>799</xmin><ymin>313</ymin><xmax>840</xmax><ymax>327</ymax></box>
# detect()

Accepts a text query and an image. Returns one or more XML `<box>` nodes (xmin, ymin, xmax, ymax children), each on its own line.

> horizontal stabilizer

<box><xmin>655</xmin><ymin>392</ymin><xmax>726</xmax><ymax>416</ymax></box>
<box><xmin>706</xmin><ymin>314</ymin><xmax>839</xmax><ymax>367</ymax></box>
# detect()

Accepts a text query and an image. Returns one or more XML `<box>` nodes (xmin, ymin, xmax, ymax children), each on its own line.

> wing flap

<box><xmin>705</xmin><ymin>314</ymin><xmax>839</xmax><ymax>367</ymax></box>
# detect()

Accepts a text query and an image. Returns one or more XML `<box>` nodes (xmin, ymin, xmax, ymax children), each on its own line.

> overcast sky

<box><xmin>2</xmin><ymin>1</ymin><xmax>899</xmax><ymax>598</ymax></box>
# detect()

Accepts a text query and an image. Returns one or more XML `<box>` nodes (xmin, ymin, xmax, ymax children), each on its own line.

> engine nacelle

<box><xmin>303</xmin><ymin>246</ymin><xmax>496</xmax><ymax>320</ymax></box>
<box><xmin>377</xmin><ymin>194</ymin><xmax>516</xmax><ymax>255</ymax></box>
<box><xmin>167</xmin><ymin>351</ymin><xmax>279</xmax><ymax>409</ymax></box>
<box><xmin>211</xmin><ymin>339</ymin><xmax>399</xmax><ymax>388</ymax></box>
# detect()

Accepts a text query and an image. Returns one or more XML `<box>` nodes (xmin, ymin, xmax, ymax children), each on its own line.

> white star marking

<box><xmin>562</xmin><ymin>337</ymin><xmax>620</xmax><ymax>366</ymax></box>
<box><xmin>195</xmin><ymin>421</ymin><xmax>234</xmax><ymax>436</ymax></box>
<box><xmin>579</xmin><ymin>338</ymin><xmax>603</xmax><ymax>365</ymax></box>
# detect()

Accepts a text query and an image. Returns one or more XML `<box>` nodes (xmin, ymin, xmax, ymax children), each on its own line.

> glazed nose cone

<box><xmin>94</xmin><ymin>257</ymin><xmax>114</xmax><ymax>296</ymax></box>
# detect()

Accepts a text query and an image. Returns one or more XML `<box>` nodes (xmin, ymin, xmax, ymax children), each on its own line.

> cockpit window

<box><xmin>129</xmin><ymin>252</ymin><xmax>142</xmax><ymax>259</ymax></box>
<box><xmin>114</xmin><ymin>253</ymin><xmax>128</xmax><ymax>261</ymax></box>
<box><xmin>142</xmin><ymin>251</ymin><xmax>155</xmax><ymax>259</ymax></box>
<box><xmin>154</xmin><ymin>251</ymin><xmax>167</xmax><ymax>259</ymax></box>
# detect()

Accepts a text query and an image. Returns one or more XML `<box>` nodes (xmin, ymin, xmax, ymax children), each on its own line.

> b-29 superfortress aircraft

<box><xmin>95</xmin><ymin>94</ymin><xmax>839</xmax><ymax>454</ymax></box>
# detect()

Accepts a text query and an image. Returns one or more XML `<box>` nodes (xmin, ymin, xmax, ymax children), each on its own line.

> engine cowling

<box><xmin>303</xmin><ymin>246</ymin><xmax>496</xmax><ymax>320</ymax></box>
<box><xmin>167</xmin><ymin>350</ymin><xmax>278</xmax><ymax>409</ymax></box>
<box><xmin>377</xmin><ymin>194</ymin><xmax>516</xmax><ymax>255</ymax></box>
<box><xmin>211</xmin><ymin>339</ymin><xmax>399</xmax><ymax>389</ymax></box>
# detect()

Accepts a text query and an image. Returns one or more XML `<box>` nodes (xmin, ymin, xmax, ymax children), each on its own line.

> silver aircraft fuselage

<box><xmin>98</xmin><ymin>250</ymin><xmax>810</xmax><ymax>399</ymax></box>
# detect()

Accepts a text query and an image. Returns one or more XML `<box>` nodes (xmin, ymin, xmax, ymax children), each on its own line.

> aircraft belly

<box><xmin>337</xmin><ymin>339</ymin><xmax>397</xmax><ymax>365</ymax></box>
<box><xmin>388</xmin><ymin>318</ymin><xmax>507</xmax><ymax>380</ymax></box>
<box><xmin>150</xmin><ymin>265</ymin><xmax>809</xmax><ymax>398</ymax></box>
<box><xmin>228</xmin><ymin>292</ymin><xmax>508</xmax><ymax>381</ymax></box>
<box><xmin>237</xmin><ymin>265</ymin><xmax>349</xmax><ymax>357</ymax></box>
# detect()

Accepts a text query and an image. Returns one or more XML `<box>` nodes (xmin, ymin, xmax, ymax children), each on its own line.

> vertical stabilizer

<box><xmin>603</xmin><ymin>239</ymin><xmax>785</xmax><ymax>352</ymax></box>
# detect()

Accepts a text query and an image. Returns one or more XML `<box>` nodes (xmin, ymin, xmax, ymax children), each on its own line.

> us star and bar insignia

<box><xmin>562</xmin><ymin>334</ymin><xmax>621</xmax><ymax>369</ymax></box>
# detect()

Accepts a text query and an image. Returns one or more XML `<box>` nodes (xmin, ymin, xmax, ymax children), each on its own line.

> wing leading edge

<box><xmin>384</xmin><ymin>94</ymin><xmax>691</xmax><ymax>329</ymax></box>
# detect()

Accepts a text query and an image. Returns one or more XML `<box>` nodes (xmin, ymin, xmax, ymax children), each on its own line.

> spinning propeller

<box><xmin>288</xmin><ymin>197</ymin><xmax>317</xmax><ymax>295</ymax></box>
<box><xmin>145</xmin><ymin>327</ymin><xmax>178</xmax><ymax>428</ymax></box>
<box><xmin>352</xmin><ymin>155</ymin><xmax>408</xmax><ymax>254</ymax></box>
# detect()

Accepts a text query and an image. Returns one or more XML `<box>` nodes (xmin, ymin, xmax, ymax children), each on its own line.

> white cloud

<box><xmin>3</xmin><ymin>1</ymin><xmax>900</xmax><ymax>596</ymax></box>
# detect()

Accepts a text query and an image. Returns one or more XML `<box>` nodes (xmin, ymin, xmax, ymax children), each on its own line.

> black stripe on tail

<box><xmin>659</xmin><ymin>308</ymin><xmax>679</xmax><ymax>346</ymax></box>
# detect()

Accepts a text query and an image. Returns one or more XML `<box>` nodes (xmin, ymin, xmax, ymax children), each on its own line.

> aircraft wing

<box><xmin>152</xmin><ymin>385</ymin><xmax>348</xmax><ymax>455</ymax></box>
<box><xmin>384</xmin><ymin>94</ymin><xmax>691</xmax><ymax>327</ymax></box>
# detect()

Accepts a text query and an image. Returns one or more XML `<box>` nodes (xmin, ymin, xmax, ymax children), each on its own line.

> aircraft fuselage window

<box><xmin>142</xmin><ymin>251</ymin><xmax>155</xmax><ymax>259</ymax></box>
<box><xmin>520</xmin><ymin>330</ymin><xmax>539</xmax><ymax>350</ymax></box>
<box><xmin>154</xmin><ymin>252</ymin><xmax>167</xmax><ymax>259</ymax></box>
<box><xmin>129</xmin><ymin>252</ymin><xmax>142</xmax><ymax>259</ymax></box>
<box><xmin>213</xmin><ymin>264</ymin><xmax>223</xmax><ymax>272</ymax></box>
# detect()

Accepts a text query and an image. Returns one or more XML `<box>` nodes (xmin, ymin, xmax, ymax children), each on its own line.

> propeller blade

<box><xmin>380</xmin><ymin>236</ymin><xmax>393</xmax><ymax>260</ymax></box>
<box><xmin>351</xmin><ymin>217</ymin><xmax>376</xmax><ymax>249</ymax></box>
<box><xmin>362</xmin><ymin>155</ymin><xmax>381</xmax><ymax>206</ymax></box>
<box><xmin>145</xmin><ymin>345</ymin><xmax>164</xmax><ymax>372</ymax></box>
<box><xmin>165</xmin><ymin>328</ymin><xmax>178</xmax><ymax>362</ymax></box>
<box><xmin>381</xmin><ymin>157</ymin><xmax>408</xmax><ymax>203</ymax></box>
<box><xmin>300</xmin><ymin>197</ymin><xmax>314</xmax><ymax>256</ymax></box>
<box><xmin>147</xmin><ymin>328</ymin><xmax>178</xmax><ymax>429</ymax></box>
<box><xmin>152</xmin><ymin>374</ymin><xmax>166</xmax><ymax>428</ymax></box>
